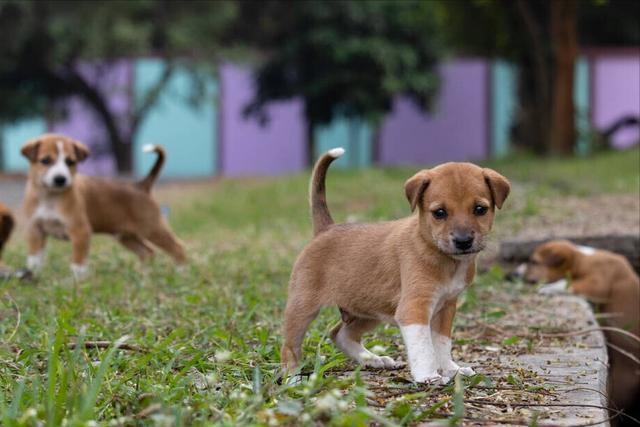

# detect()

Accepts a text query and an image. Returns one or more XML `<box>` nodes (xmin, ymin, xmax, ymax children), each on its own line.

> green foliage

<box><xmin>0</xmin><ymin>0</ymin><xmax>235</xmax><ymax>121</ymax></box>
<box><xmin>242</xmin><ymin>0</ymin><xmax>442</xmax><ymax>126</ymax></box>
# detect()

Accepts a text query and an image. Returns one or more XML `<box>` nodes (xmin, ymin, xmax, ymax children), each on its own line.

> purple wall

<box><xmin>50</xmin><ymin>61</ymin><xmax>132</xmax><ymax>175</ymax></box>
<box><xmin>379</xmin><ymin>60</ymin><xmax>489</xmax><ymax>166</ymax></box>
<box><xmin>591</xmin><ymin>53</ymin><xmax>640</xmax><ymax>149</ymax></box>
<box><xmin>219</xmin><ymin>63</ymin><xmax>307</xmax><ymax>176</ymax></box>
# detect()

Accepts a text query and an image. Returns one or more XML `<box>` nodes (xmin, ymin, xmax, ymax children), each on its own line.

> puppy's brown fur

<box><xmin>282</xmin><ymin>149</ymin><xmax>510</xmax><ymax>382</ymax></box>
<box><xmin>21</xmin><ymin>133</ymin><xmax>186</xmax><ymax>274</ymax></box>
<box><xmin>0</xmin><ymin>202</ymin><xmax>15</xmax><ymax>260</ymax></box>
<box><xmin>525</xmin><ymin>240</ymin><xmax>640</xmax><ymax>413</ymax></box>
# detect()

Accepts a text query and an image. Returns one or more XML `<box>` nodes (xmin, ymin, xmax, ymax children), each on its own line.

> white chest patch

<box><xmin>33</xmin><ymin>202</ymin><xmax>68</xmax><ymax>240</ymax></box>
<box><xmin>430</xmin><ymin>262</ymin><xmax>470</xmax><ymax>318</ymax></box>
<box><xmin>577</xmin><ymin>245</ymin><xmax>596</xmax><ymax>256</ymax></box>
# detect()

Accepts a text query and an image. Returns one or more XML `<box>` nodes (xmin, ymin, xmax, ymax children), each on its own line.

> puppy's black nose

<box><xmin>53</xmin><ymin>175</ymin><xmax>67</xmax><ymax>187</ymax></box>
<box><xmin>453</xmin><ymin>236</ymin><xmax>474</xmax><ymax>251</ymax></box>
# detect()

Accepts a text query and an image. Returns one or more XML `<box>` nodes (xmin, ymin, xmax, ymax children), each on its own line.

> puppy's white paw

<box><xmin>441</xmin><ymin>361</ymin><xmax>475</xmax><ymax>378</ymax></box>
<box><xmin>284</xmin><ymin>374</ymin><xmax>303</xmax><ymax>386</ymax></box>
<box><xmin>414</xmin><ymin>372</ymin><xmax>449</xmax><ymax>385</ymax></box>
<box><xmin>27</xmin><ymin>252</ymin><xmax>44</xmax><ymax>271</ymax></box>
<box><xmin>71</xmin><ymin>263</ymin><xmax>90</xmax><ymax>280</ymax></box>
<box><xmin>458</xmin><ymin>366</ymin><xmax>476</xmax><ymax>377</ymax></box>
<box><xmin>458</xmin><ymin>366</ymin><xmax>475</xmax><ymax>376</ymax></box>
<box><xmin>538</xmin><ymin>279</ymin><xmax>568</xmax><ymax>295</ymax></box>
<box><xmin>362</xmin><ymin>354</ymin><xmax>402</xmax><ymax>370</ymax></box>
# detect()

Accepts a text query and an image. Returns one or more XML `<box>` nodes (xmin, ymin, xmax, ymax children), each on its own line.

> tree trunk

<box><xmin>307</xmin><ymin>121</ymin><xmax>316</xmax><ymax>167</ymax></box>
<box><xmin>110</xmin><ymin>134</ymin><xmax>134</xmax><ymax>174</ymax></box>
<box><xmin>550</xmin><ymin>0</ymin><xmax>578</xmax><ymax>155</ymax></box>
<box><xmin>515</xmin><ymin>0</ymin><xmax>552</xmax><ymax>154</ymax></box>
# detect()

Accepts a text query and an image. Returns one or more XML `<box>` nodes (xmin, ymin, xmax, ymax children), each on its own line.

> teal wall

<box><xmin>490</xmin><ymin>57</ymin><xmax>591</xmax><ymax>157</ymax></box>
<box><xmin>574</xmin><ymin>57</ymin><xmax>590</xmax><ymax>154</ymax></box>
<box><xmin>1</xmin><ymin>119</ymin><xmax>48</xmax><ymax>172</ymax></box>
<box><xmin>134</xmin><ymin>59</ymin><xmax>218</xmax><ymax>178</ymax></box>
<box><xmin>314</xmin><ymin>117</ymin><xmax>373</xmax><ymax>167</ymax></box>
<box><xmin>490</xmin><ymin>60</ymin><xmax>517</xmax><ymax>158</ymax></box>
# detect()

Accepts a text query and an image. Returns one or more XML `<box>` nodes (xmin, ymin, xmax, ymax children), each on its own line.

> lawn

<box><xmin>0</xmin><ymin>146</ymin><xmax>638</xmax><ymax>426</ymax></box>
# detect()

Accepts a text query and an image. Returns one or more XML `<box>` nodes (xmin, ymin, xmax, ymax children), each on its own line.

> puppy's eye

<box><xmin>65</xmin><ymin>158</ymin><xmax>76</xmax><ymax>167</ymax></box>
<box><xmin>432</xmin><ymin>208</ymin><xmax>447</xmax><ymax>220</ymax></box>
<box><xmin>40</xmin><ymin>156</ymin><xmax>52</xmax><ymax>165</ymax></box>
<box><xmin>474</xmin><ymin>205</ymin><xmax>488</xmax><ymax>216</ymax></box>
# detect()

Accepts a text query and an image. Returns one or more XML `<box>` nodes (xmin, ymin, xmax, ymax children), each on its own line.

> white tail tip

<box><xmin>328</xmin><ymin>147</ymin><xmax>345</xmax><ymax>158</ymax></box>
<box><xmin>142</xmin><ymin>144</ymin><xmax>156</xmax><ymax>153</ymax></box>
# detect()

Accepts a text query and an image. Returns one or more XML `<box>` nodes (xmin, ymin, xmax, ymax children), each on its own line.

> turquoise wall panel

<box><xmin>134</xmin><ymin>59</ymin><xmax>218</xmax><ymax>178</ymax></box>
<box><xmin>1</xmin><ymin>119</ymin><xmax>48</xmax><ymax>172</ymax></box>
<box><xmin>491</xmin><ymin>60</ymin><xmax>517</xmax><ymax>158</ymax></box>
<box><xmin>574</xmin><ymin>57</ymin><xmax>590</xmax><ymax>154</ymax></box>
<box><xmin>314</xmin><ymin>117</ymin><xmax>373</xmax><ymax>168</ymax></box>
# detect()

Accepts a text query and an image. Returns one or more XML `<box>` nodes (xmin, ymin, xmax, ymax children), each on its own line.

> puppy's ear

<box><xmin>542</xmin><ymin>245</ymin><xmax>573</xmax><ymax>268</ymax></box>
<box><xmin>71</xmin><ymin>140</ymin><xmax>90</xmax><ymax>162</ymax></box>
<box><xmin>404</xmin><ymin>170</ymin><xmax>431</xmax><ymax>212</ymax></box>
<box><xmin>21</xmin><ymin>138</ymin><xmax>42</xmax><ymax>162</ymax></box>
<box><xmin>483</xmin><ymin>168</ymin><xmax>511</xmax><ymax>209</ymax></box>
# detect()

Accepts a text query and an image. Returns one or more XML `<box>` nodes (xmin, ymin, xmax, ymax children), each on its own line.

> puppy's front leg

<box><xmin>396</xmin><ymin>296</ymin><xmax>447</xmax><ymax>384</ymax></box>
<box><xmin>26</xmin><ymin>225</ymin><xmax>46</xmax><ymax>270</ymax></box>
<box><xmin>538</xmin><ymin>279</ymin><xmax>568</xmax><ymax>294</ymax></box>
<box><xmin>431</xmin><ymin>299</ymin><xmax>474</xmax><ymax>377</ymax></box>
<box><xmin>69</xmin><ymin>223</ymin><xmax>91</xmax><ymax>279</ymax></box>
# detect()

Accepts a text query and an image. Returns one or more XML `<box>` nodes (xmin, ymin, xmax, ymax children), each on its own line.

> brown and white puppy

<box><xmin>281</xmin><ymin>148</ymin><xmax>510</xmax><ymax>383</ymax></box>
<box><xmin>521</xmin><ymin>240</ymin><xmax>640</xmax><ymax>412</ymax></box>
<box><xmin>21</xmin><ymin>133</ymin><xmax>186</xmax><ymax>277</ymax></box>
<box><xmin>0</xmin><ymin>202</ymin><xmax>15</xmax><ymax>260</ymax></box>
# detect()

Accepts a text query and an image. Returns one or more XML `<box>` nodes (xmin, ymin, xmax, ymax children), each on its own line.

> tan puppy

<box><xmin>522</xmin><ymin>240</ymin><xmax>640</xmax><ymax>413</ymax></box>
<box><xmin>281</xmin><ymin>148</ymin><xmax>510</xmax><ymax>383</ymax></box>
<box><xmin>0</xmin><ymin>202</ymin><xmax>15</xmax><ymax>260</ymax></box>
<box><xmin>21</xmin><ymin>133</ymin><xmax>186</xmax><ymax>277</ymax></box>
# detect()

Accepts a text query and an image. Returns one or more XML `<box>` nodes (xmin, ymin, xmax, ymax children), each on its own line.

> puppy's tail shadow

<box><xmin>137</xmin><ymin>144</ymin><xmax>166</xmax><ymax>193</ymax></box>
<box><xmin>310</xmin><ymin>147</ymin><xmax>344</xmax><ymax>236</ymax></box>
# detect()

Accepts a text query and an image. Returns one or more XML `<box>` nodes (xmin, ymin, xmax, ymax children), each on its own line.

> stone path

<box><xmin>325</xmin><ymin>291</ymin><xmax>611</xmax><ymax>426</ymax></box>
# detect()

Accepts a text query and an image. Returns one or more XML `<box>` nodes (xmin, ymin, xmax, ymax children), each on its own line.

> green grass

<box><xmin>0</xmin><ymin>147</ymin><xmax>637</xmax><ymax>426</ymax></box>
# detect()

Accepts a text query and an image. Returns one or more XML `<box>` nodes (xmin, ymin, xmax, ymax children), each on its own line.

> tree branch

<box><xmin>131</xmin><ymin>62</ymin><xmax>175</xmax><ymax>136</ymax></box>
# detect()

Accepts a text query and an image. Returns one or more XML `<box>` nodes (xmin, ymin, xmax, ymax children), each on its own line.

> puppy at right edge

<box><xmin>521</xmin><ymin>240</ymin><xmax>640</xmax><ymax>421</ymax></box>
<box><xmin>281</xmin><ymin>148</ymin><xmax>510</xmax><ymax>383</ymax></box>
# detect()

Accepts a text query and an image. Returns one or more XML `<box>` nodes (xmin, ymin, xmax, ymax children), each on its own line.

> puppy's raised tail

<box><xmin>137</xmin><ymin>144</ymin><xmax>166</xmax><ymax>193</ymax></box>
<box><xmin>310</xmin><ymin>147</ymin><xmax>344</xmax><ymax>236</ymax></box>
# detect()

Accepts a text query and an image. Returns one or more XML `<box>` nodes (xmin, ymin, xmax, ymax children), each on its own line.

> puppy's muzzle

<box><xmin>453</xmin><ymin>235</ymin><xmax>474</xmax><ymax>251</ymax></box>
<box><xmin>451</xmin><ymin>229</ymin><xmax>477</xmax><ymax>252</ymax></box>
<box><xmin>53</xmin><ymin>175</ymin><xmax>68</xmax><ymax>188</ymax></box>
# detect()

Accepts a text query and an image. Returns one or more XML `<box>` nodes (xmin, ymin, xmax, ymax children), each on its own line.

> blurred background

<box><xmin>0</xmin><ymin>0</ymin><xmax>638</xmax><ymax>179</ymax></box>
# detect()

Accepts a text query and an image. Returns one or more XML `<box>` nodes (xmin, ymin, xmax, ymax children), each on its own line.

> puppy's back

<box><xmin>78</xmin><ymin>176</ymin><xmax>161</xmax><ymax>234</ymax></box>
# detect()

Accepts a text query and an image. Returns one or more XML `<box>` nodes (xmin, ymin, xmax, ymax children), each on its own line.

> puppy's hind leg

<box><xmin>331</xmin><ymin>316</ymin><xmax>401</xmax><ymax>369</ymax></box>
<box><xmin>118</xmin><ymin>234</ymin><xmax>155</xmax><ymax>261</ymax></box>
<box><xmin>281</xmin><ymin>295</ymin><xmax>321</xmax><ymax>374</ymax></box>
<box><xmin>145</xmin><ymin>220</ymin><xmax>186</xmax><ymax>264</ymax></box>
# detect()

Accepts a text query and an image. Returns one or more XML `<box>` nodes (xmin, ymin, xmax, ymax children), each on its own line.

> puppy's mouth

<box><xmin>452</xmin><ymin>249</ymin><xmax>482</xmax><ymax>255</ymax></box>
<box><xmin>41</xmin><ymin>182</ymin><xmax>71</xmax><ymax>192</ymax></box>
<box><xmin>437</xmin><ymin>240</ymin><xmax>486</xmax><ymax>258</ymax></box>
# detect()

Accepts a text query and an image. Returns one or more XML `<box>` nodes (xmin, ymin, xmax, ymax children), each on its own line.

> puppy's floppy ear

<box><xmin>404</xmin><ymin>170</ymin><xmax>431</xmax><ymax>212</ymax></box>
<box><xmin>71</xmin><ymin>140</ymin><xmax>90</xmax><ymax>162</ymax></box>
<box><xmin>21</xmin><ymin>138</ymin><xmax>42</xmax><ymax>162</ymax></box>
<box><xmin>541</xmin><ymin>245</ymin><xmax>573</xmax><ymax>268</ymax></box>
<box><xmin>483</xmin><ymin>168</ymin><xmax>511</xmax><ymax>209</ymax></box>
